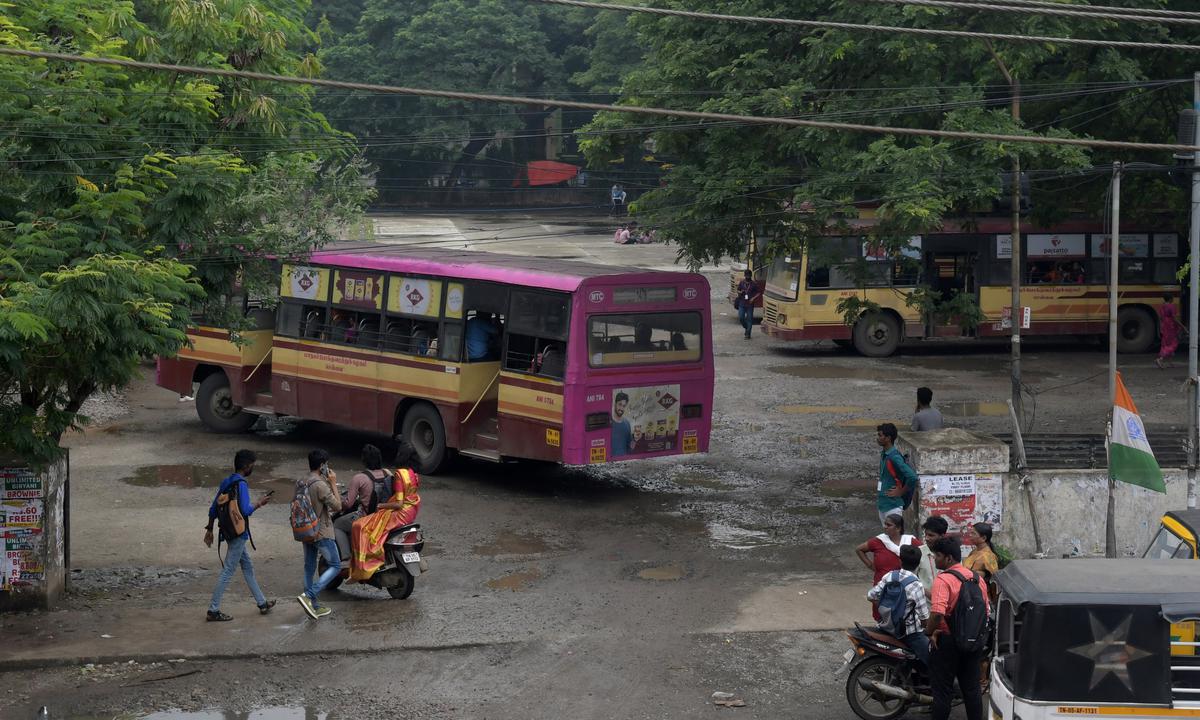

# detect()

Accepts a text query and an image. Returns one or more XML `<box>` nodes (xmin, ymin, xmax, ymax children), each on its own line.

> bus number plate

<box><xmin>590</xmin><ymin>447</ymin><xmax>607</xmax><ymax>463</ymax></box>
<box><xmin>546</xmin><ymin>428</ymin><xmax>560</xmax><ymax>447</ymax></box>
<box><xmin>683</xmin><ymin>436</ymin><xmax>698</xmax><ymax>453</ymax></box>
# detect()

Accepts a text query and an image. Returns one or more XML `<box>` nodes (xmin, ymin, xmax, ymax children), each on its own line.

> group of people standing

<box><xmin>203</xmin><ymin>442</ymin><xmax>420</xmax><ymax>622</ymax></box>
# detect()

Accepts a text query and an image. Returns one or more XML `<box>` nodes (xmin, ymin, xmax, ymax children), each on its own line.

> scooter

<box><xmin>319</xmin><ymin>523</ymin><xmax>427</xmax><ymax>599</ymax></box>
<box><xmin>837</xmin><ymin>622</ymin><xmax>944</xmax><ymax>720</ymax></box>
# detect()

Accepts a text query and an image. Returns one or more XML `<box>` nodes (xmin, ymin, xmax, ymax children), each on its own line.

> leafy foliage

<box><xmin>0</xmin><ymin>0</ymin><xmax>373</xmax><ymax>462</ymax></box>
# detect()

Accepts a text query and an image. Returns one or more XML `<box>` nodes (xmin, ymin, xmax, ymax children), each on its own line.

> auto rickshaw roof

<box><xmin>1165</xmin><ymin>509</ymin><xmax>1200</xmax><ymax>540</ymax></box>
<box><xmin>998</xmin><ymin>559</ymin><xmax>1200</xmax><ymax>617</ymax></box>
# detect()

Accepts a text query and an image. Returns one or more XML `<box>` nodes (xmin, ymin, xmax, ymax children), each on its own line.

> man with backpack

<box><xmin>867</xmin><ymin>544</ymin><xmax>930</xmax><ymax>665</ymax></box>
<box><xmin>293</xmin><ymin>449</ymin><xmax>342</xmax><ymax>620</ymax></box>
<box><xmin>876</xmin><ymin>423</ymin><xmax>917</xmax><ymax>526</ymax></box>
<box><xmin>203</xmin><ymin>449</ymin><xmax>275</xmax><ymax>621</ymax></box>
<box><xmin>333</xmin><ymin>444</ymin><xmax>390</xmax><ymax>563</ymax></box>
<box><xmin>924</xmin><ymin>536</ymin><xmax>992</xmax><ymax>720</ymax></box>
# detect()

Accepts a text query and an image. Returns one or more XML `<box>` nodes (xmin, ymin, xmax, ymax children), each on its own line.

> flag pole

<box><xmin>1106</xmin><ymin>163</ymin><xmax>1121</xmax><ymax>559</ymax></box>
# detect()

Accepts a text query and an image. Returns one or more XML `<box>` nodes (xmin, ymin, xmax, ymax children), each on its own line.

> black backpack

<box><xmin>365</xmin><ymin>468</ymin><xmax>392</xmax><ymax>514</ymax></box>
<box><xmin>944</xmin><ymin>569</ymin><xmax>991</xmax><ymax>653</ymax></box>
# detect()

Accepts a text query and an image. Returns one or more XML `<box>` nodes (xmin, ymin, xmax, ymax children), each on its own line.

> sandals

<box><xmin>206</xmin><ymin>610</ymin><xmax>233</xmax><ymax>622</ymax></box>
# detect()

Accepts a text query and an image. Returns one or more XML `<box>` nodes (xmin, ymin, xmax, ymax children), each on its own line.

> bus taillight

<box><xmin>681</xmin><ymin>404</ymin><xmax>703</xmax><ymax>419</ymax></box>
<box><xmin>585</xmin><ymin>412</ymin><xmax>611</xmax><ymax>430</ymax></box>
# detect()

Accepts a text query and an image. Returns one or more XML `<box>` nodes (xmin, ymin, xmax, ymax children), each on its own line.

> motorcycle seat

<box><xmin>859</xmin><ymin>624</ymin><xmax>909</xmax><ymax>649</ymax></box>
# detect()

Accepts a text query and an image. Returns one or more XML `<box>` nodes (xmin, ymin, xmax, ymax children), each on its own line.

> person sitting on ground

<box><xmin>911</xmin><ymin>386</ymin><xmax>944</xmax><ymax>431</ymax></box>
<box><xmin>613</xmin><ymin>223</ymin><xmax>629</xmax><ymax>244</ymax></box>
<box><xmin>625</xmin><ymin>221</ymin><xmax>641</xmax><ymax>244</ymax></box>
<box><xmin>856</xmin><ymin>512</ymin><xmax>922</xmax><ymax>621</ymax></box>
<box><xmin>867</xmin><ymin>544</ymin><xmax>931</xmax><ymax>666</ymax></box>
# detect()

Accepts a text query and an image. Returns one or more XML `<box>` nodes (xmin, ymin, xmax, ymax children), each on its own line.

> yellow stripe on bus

<box><xmin>499</xmin><ymin>400</ymin><xmax>563</xmax><ymax>422</ymax></box>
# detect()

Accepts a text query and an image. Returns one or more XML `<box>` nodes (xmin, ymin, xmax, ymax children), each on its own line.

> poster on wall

<box><xmin>610</xmin><ymin>384</ymin><xmax>680</xmax><ymax>458</ymax></box>
<box><xmin>1</xmin><ymin>466</ymin><xmax>44</xmax><ymax>591</ymax></box>
<box><xmin>919</xmin><ymin>473</ymin><xmax>1003</xmax><ymax>533</ymax></box>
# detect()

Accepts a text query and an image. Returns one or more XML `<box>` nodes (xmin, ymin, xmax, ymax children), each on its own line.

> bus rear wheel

<box><xmin>196</xmin><ymin>373</ymin><xmax>256</xmax><ymax>433</ymax></box>
<box><xmin>1116</xmin><ymin>306</ymin><xmax>1156</xmax><ymax>354</ymax></box>
<box><xmin>853</xmin><ymin>312</ymin><xmax>901</xmax><ymax>357</ymax></box>
<box><xmin>402</xmin><ymin>403</ymin><xmax>448</xmax><ymax>474</ymax></box>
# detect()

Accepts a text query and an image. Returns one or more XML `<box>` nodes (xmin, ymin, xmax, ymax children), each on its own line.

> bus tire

<box><xmin>1117</xmin><ymin>306</ymin><xmax>1156</xmax><ymax>354</ymax></box>
<box><xmin>402</xmin><ymin>403</ymin><xmax>448</xmax><ymax>474</ymax></box>
<box><xmin>852</xmin><ymin>312</ymin><xmax>901</xmax><ymax>357</ymax></box>
<box><xmin>195</xmin><ymin>373</ymin><xmax>256</xmax><ymax>433</ymax></box>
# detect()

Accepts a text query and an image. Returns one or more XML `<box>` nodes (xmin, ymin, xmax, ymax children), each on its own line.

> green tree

<box><xmin>0</xmin><ymin>0</ymin><xmax>373</xmax><ymax>463</ymax></box>
<box><xmin>578</xmin><ymin>1</ymin><xmax>1191</xmax><ymax>268</ymax></box>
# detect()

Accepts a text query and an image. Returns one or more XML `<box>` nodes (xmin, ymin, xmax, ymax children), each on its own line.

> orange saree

<box><xmin>350</xmin><ymin>468</ymin><xmax>421</xmax><ymax>581</ymax></box>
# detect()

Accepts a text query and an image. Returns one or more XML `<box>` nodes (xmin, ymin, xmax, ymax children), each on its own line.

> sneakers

<box><xmin>314</xmin><ymin>605</ymin><xmax>332</xmax><ymax>618</ymax></box>
<box><xmin>258</xmin><ymin>599</ymin><xmax>277</xmax><ymax>615</ymax></box>
<box><xmin>297</xmin><ymin>594</ymin><xmax>318</xmax><ymax>620</ymax></box>
<box><xmin>206</xmin><ymin>610</ymin><xmax>233</xmax><ymax>622</ymax></box>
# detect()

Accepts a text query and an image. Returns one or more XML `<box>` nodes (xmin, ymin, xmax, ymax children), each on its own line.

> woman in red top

<box><xmin>856</xmin><ymin>513</ymin><xmax>922</xmax><ymax>619</ymax></box>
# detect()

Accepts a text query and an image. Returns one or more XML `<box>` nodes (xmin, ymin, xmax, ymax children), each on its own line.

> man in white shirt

<box><xmin>917</xmin><ymin>515</ymin><xmax>948</xmax><ymax>597</ymax></box>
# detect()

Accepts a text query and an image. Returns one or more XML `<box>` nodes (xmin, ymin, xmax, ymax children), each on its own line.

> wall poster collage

<box><xmin>1</xmin><ymin>468</ymin><xmax>45</xmax><ymax>591</ymax></box>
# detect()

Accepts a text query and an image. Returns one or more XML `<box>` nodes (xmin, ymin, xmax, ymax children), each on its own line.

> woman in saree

<box><xmin>350</xmin><ymin>441</ymin><xmax>421</xmax><ymax>581</ymax></box>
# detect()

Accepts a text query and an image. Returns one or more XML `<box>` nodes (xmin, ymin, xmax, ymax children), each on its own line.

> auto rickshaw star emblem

<box><xmin>1067</xmin><ymin>613</ymin><xmax>1153</xmax><ymax>691</ymax></box>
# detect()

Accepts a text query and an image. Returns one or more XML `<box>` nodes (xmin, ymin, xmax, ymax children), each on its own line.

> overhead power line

<box><xmin>523</xmin><ymin>0</ymin><xmax>1200</xmax><ymax>51</ymax></box>
<box><xmin>855</xmin><ymin>0</ymin><xmax>1200</xmax><ymax>24</ymax></box>
<box><xmin>947</xmin><ymin>0</ymin><xmax>1200</xmax><ymax>19</ymax></box>
<box><xmin>2</xmin><ymin>48</ymin><xmax>1199</xmax><ymax>155</ymax></box>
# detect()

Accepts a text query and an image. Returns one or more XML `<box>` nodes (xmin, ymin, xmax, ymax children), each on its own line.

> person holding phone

<box><xmin>203</xmin><ymin>449</ymin><xmax>276</xmax><ymax>621</ymax></box>
<box><xmin>297</xmin><ymin>449</ymin><xmax>342</xmax><ymax>620</ymax></box>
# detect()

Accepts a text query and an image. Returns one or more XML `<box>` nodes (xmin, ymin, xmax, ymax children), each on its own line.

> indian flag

<box><xmin>1110</xmin><ymin>372</ymin><xmax>1166</xmax><ymax>493</ymax></box>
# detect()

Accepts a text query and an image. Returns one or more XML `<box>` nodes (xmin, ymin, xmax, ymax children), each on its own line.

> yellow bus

<box><xmin>758</xmin><ymin>219</ymin><xmax>1182</xmax><ymax>356</ymax></box>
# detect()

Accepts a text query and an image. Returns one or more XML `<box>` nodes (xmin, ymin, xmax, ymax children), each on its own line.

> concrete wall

<box><xmin>0</xmin><ymin>455</ymin><xmax>68</xmax><ymax>612</ymax></box>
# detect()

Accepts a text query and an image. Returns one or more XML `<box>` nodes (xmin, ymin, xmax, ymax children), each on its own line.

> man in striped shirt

<box><xmin>867</xmin><ymin>544</ymin><xmax>931</xmax><ymax>665</ymax></box>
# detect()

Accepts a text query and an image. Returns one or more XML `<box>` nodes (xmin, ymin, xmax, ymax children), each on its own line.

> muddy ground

<box><xmin>0</xmin><ymin>212</ymin><xmax>1190</xmax><ymax>719</ymax></box>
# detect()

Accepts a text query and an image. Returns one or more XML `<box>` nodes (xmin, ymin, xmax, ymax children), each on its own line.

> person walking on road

<box><xmin>911</xmin><ymin>386</ymin><xmax>944</xmax><ymax>431</ymax></box>
<box><xmin>924</xmin><ymin>537</ymin><xmax>991</xmax><ymax>720</ymax></box>
<box><xmin>735</xmin><ymin>269</ymin><xmax>760</xmax><ymax>339</ymax></box>
<box><xmin>204</xmin><ymin>449</ymin><xmax>275</xmax><ymax>621</ymax></box>
<box><xmin>296</xmin><ymin>449</ymin><xmax>342</xmax><ymax>620</ymax></box>
<box><xmin>876</xmin><ymin>423</ymin><xmax>917</xmax><ymax>525</ymax></box>
<box><xmin>1158</xmin><ymin>293</ymin><xmax>1184</xmax><ymax>369</ymax></box>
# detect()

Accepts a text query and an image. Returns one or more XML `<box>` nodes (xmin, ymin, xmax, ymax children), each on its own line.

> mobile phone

<box><xmin>264</xmin><ymin>489</ymin><xmax>275</xmax><ymax>497</ymax></box>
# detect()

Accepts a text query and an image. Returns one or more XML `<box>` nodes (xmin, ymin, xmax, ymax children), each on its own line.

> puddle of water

<box><xmin>776</xmin><ymin>405</ymin><xmax>863</xmax><ymax>414</ymax></box>
<box><xmin>486</xmin><ymin>567</ymin><xmax>543</xmax><ymax>591</ymax></box>
<box><xmin>637</xmin><ymin>563</ymin><xmax>686</xmax><ymax>581</ymax></box>
<box><xmin>834</xmin><ymin>418</ymin><xmax>904</xmax><ymax>431</ymax></box>
<box><xmin>768</xmin><ymin>365</ymin><xmax>887</xmax><ymax>380</ymax></box>
<box><xmin>707</xmin><ymin>522</ymin><xmax>778</xmax><ymax>550</ymax></box>
<box><xmin>940</xmin><ymin>401</ymin><xmax>1009</xmax><ymax>418</ymax></box>
<box><xmin>820</xmin><ymin>477</ymin><xmax>873</xmax><ymax>498</ymax></box>
<box><xmin>473</xmin><ymin>530</ymin><xmax>550</xmax><ymax>556</ymax></box>
<box><xmin>122</xmin><ymin>453</ymin><xmax>294</xmax><ymax>490</ymax></box>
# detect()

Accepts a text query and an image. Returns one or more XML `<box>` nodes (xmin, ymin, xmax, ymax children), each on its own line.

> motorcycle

<box><xmin>837</xmin><ymin>622</ymin><xmax>944</xmax><ymax>720</ymax></box>
<box><xmin>319</xmin><ymin>523</ymin><xmax>427</xmax><ymax>599</ymax></box>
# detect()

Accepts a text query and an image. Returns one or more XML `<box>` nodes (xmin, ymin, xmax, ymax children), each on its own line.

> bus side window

<box><xmin>383</xmin><ymin>317</ymin><xmax>439</xmax><ymax>356</ymax></box>
<box><xmin>301</xmin><ymin>307</ymin><xmax>326</xmax><ymax>340</ymax></box>
<box><xmin>277</xmin><ymin>303</ymin><xmax>303</xmax><ymax>337</ymax></box>
<box><xmin>440</xmin><ymin>322</ymin><xmax>463</xmax><ymax>362</ymax></box>
<box><xmin>504</xmin><ymin>335</ymin><xmax>565</xmax><ymax>378</ymax></box>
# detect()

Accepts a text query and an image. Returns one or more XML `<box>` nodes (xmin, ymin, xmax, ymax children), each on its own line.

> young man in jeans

<box><xmin>876</xmin><ymin>423</ymin><xmax>918</xmax><ymax>525</ymax></box>
<box><xmin>924</xmin><ymin>536</ymin><xmax>991</xmax><ymax>720</ymax></box>
<box><xmin>298</xmin><ymin>449</ymin><xmax>342</xmax><ymax>620</ymax></box>
<box><xmin>866</xmin><ymin>544</ymin><xmax>931</xmax><ymax>666</ymax></box>
<box><xmin>204</xmin><ymin>449</ymin><xmax>275</xmax><ymax>621</ymax></box>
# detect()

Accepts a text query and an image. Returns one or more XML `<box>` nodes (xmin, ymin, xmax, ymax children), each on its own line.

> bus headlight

<box><xmin>776</xmin><ymin>314</ymin><xmax>787</xmax><ymax>326</ymax></box>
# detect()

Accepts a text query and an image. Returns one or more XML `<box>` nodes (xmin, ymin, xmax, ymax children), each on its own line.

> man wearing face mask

<box><xmin>296</xmin><ymin>449</ymin><xmax>342</xmax><ymax>620</ymax></box>
<box><xmin>203</xmin><ymin>449</ymin><xmax>275</xmax><ymax>621</ymax></box>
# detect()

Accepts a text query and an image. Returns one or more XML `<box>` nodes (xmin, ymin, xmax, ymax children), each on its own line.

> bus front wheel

<box><xmin>1116</xmin><ymin>306</ymin><xmax>1156</xmax><ymax>354</ymax></box>
<box><xmin>195</xmin><ymin>373</ymin><xmax>256</xmax><ymax>433</ymax></box>
<box><xmin>853</xmin><ymin>312</ymin><xmax>901</xmax><ymax>357</ymax></box>
<box><xmin>402</xmin><ymin>403</ymin><xmax>448</xmax><ymax>474</ymax></box>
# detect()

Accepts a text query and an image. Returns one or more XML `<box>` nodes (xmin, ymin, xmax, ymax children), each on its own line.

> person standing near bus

<box><xmin>735</xmin><ymin>269</ymin><xmax>760</xmax><ymax>339</ymax></box>
<box><xmin>1158</xmin><ymin>293</ymin><xmax>1184</xmax><ymax>369</ymax></box>
<box><xmin>911</xmin><ymin>387</ymin><xmax>944</xmax><ymax>431</ymax></box>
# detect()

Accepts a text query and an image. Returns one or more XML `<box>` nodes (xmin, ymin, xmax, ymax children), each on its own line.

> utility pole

<box><xmin>1106</xmin><ymin>162</ymin><xmax>1121</xmax><ymax>559</ymax></box>
<box><xmin>1189</xmin><ymin>72</ymin><xmax>1200</xmax><ymax>509</ymax></box>
<box><xmin>1008</xmin><ymin>79</ymin><xmax>1024</xmax><ymax>429</ymax></box>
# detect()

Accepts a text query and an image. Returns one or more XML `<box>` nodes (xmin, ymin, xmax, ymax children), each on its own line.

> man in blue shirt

<box><xmin>204</xmin><ymin>449</ymin><xmax>275</xmax><ymax>621</ymax></box>
<box><xmin>611</xmin><ymin>392</ymin><xmax>633</xmax><ymax>457</ymax></box>
<box><xmin>465</xmin><ymin>312</ymin><xmax>500</xmax><ymax>361</ymax></box>
<box><xmin>876</xmin><ymin>423</ymin><xmax>918</xmax><ymax>526</ymax></box>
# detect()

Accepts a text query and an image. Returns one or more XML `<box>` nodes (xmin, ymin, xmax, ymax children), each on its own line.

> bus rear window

<box><xmin>587</xmin><ymin>312</ymin><xmax>702</xmax><ymax>367</ymax></box>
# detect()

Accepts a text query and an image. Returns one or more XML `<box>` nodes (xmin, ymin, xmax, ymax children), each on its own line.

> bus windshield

<box><xmin>765</xmin><ymin>257</ymin><xmax>800</xmax><ymax>300</ymax></box>
<box><xmin>588</xmin><ymin>312</ymin><xmax>702</xmax><ymax>366</ymax></box>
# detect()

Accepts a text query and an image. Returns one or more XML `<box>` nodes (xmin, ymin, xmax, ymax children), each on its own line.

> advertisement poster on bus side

<box><xmin>610</xmin><ymin>384</ymin><xmax>680</xmax><ymax>458</ymax></box>
<box><xmin>919</xmin><ymin>473</ymin><xmax>1003</xmax><ymax>533</ymax></box>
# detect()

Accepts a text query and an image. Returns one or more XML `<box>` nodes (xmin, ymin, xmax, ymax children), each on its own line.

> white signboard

<box><xmin>1091</xmin><ymin>233</ymin><xmax>1148</xmax><ymax>259</ymax></box>
<box><xmin>919</xmin><ymin>473</ymin><xmax>1004</xmax><ymax>533</ymax></box>
<box><xmin>996</xmin><ymin>235</ymin><xmax>1012</xmax><ymax>260</ymax></box>
<box><xmin>1154</xmin><ymin>234</ymin><xmax>1178</xmax><ymax>258</ymax></box>
<box><xmin>1027</xmin><ymin>234</ymin><xmax>1086</xmax><ymax>258</ymax></box>
<box><xmin>289</xmin><ymin>266</ymin><xmax>321</xmax><ymax>300</ymax></box>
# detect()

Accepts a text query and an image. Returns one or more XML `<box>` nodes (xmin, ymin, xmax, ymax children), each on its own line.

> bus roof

<box><xmin>311</xmin><ymin>244</ymin><xmax>685</xmax><ymax>292</ymax></box>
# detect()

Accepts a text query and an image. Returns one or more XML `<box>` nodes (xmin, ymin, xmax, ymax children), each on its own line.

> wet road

<box><xmin>3</xmin><ymin>212</ymin><xmax>1190</xmax><ymax>718</ymax></box>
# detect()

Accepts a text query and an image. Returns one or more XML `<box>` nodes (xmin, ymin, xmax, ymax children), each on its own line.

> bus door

<box><xmin>924</xmin><ymin>251</ymin><xmax>979</xmax><ymax>337</ymax></box>
<box><xmin>496</xmin><ymin>290</ymin><xmax>570</xmax><ymax>462</ymax></box>
<box><xmin>457</xmin><ymin>284</ymin><xmax>509</xmax><ymax>460</ymax></box>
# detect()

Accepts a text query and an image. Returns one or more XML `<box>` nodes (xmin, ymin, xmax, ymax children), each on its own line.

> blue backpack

<box><xmin>878</xmin><ymin>570</ymin><xmax>918</xmax><ymax>637</ymax></box>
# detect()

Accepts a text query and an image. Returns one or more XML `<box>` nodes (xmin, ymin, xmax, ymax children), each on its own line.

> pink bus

<box><xmin>157</xmin><ymin>246</ymin><xmax>715</xmax><ymax>473</ymax></box>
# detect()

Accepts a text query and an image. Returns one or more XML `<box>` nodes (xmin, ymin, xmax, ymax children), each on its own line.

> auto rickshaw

<box><xmin>1144</xmin><ymin>510</ymin><xmax>1200</xmax><ymax>560</ymax></box>
<box><xmin>989</xmin><ymin>559</ymin><xmax>1200</xmax><ymax>719</ymax></box>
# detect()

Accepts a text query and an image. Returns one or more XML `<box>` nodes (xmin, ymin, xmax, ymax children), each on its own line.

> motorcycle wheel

<box><xmin>846</xmin><ymin>656</ymin><xmax>911</xmax><ymax>720</ymax></box>
<box><xmin>317</xmin><ymin>558</ymin><xmax>344</xmax><ymax>591</ymax></box>
<box><xmin>386</xmin><ymin>569</ymin><xmax>415</xmax><ymax>600</ymax></box>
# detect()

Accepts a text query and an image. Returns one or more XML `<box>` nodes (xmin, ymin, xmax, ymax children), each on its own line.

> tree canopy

<box><xmin>0</xmin><ymin>0</ymin><xmax>373</xmax><ymax>462</ymax></box>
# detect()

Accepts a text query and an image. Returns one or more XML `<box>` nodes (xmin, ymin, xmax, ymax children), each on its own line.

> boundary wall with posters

<box><xmin>898</xmin><ymin>429</ymin><xmax>1184</xmax><ymax>560</ymax></box>
<box><xmin>0</xmin><ymin>454</ymin><xmax>68</xmax><ymax>611</ymax></box>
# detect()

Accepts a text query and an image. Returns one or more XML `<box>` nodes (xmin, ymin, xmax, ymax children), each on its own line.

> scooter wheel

<box><xmin>386</xmin><ymin>570</ymin><xmax>415</xmax><ymax>600</ymax></box>
<box><xmin>846</xmin><ymin>656</ymin><xmax>911</xmax><ymax>720</ymax></box>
